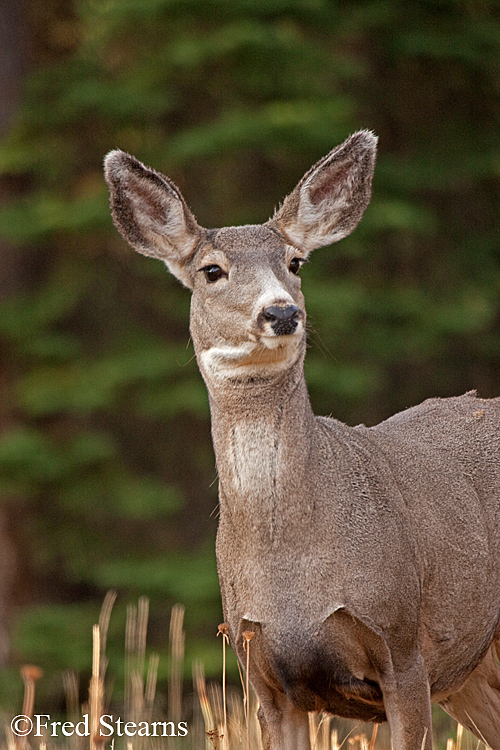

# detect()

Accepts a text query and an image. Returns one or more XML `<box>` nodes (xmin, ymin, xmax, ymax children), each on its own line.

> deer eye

<box><xmin>289</xmin><ymin>257</ymin><xmax>304</xmax><ymax>275</ymax></box>
<box><xmin>201</xmin><ymin>264</ymin><xmax>226</xmax><ymax>283</ymax></box>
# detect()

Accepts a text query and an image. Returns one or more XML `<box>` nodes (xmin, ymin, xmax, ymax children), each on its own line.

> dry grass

<box><xmin>7</xmin><ymin>595</ymin><xmax>491</xmax><ymax>750</ymax></box>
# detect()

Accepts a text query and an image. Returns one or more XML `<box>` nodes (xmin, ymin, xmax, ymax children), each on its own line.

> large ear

<box><xmin>271</xmin><ymin>130</ymin><xmax>377</xmax><ymax>254</ymax></box>
<box><xmin>104</xmin><ymin>150</ymin><xmax>203</xmax><ymax>288</ymax></box>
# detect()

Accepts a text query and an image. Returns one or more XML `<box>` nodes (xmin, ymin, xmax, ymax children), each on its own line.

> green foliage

<box><xmin>0</xmin><ymin>0</ymin><xmax>498</xmax><ymax>708</ymax></box>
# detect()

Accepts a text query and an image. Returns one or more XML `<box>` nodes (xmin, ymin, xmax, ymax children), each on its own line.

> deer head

<box><xmin>104</xmin><ymin>131</ymin><xmax>377</xmax><ymax>383</ymax></box>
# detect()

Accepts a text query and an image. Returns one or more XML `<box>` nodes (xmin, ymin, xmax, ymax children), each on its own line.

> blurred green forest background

<box><xmin>0</xmin><ymin>0</ymin><xmax>498</xmax><ymax>712</ymax></box>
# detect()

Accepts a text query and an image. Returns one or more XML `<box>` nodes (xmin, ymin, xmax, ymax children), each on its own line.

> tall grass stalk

<box><xmin>241</xmin><ymin>631</ymin><xmax>254</xmax><ymax>750</ymax></box>
<box><xmin>217</xmin><ymin>624</ymin><xmax>230</xmax><ymax>750</ymax></box>
<box><xmin>169</xmin><ymin>605</ymin><xmax>185</xmax><ymax>726</ymax></box>
<box><xmin>89</xmin><ymin>624</ymin><xmax>103</xmax><ymax>750</ymax></box>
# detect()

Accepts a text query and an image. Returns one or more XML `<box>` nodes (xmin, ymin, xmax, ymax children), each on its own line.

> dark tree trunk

<box><xmin>0</xmin><ymin>0</ymin><xmax>29</xmax><ymax>664</ymax></box>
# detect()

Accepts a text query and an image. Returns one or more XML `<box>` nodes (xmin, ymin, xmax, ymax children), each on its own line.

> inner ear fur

<box><xmin>271</xmin><ymin>130</ymin><xmax>377</xmax><ymax>254</ymax></box>
<box><xmin>104</xmin><ymin>150</ymin><xmax>203</xmax><ymax>287</ymax></box>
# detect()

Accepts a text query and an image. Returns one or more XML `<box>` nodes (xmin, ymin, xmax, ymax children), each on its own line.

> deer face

<box><xmin>188</xmin><ymin>224</ymin><xmax>307</xmax><ymax>378</ymax></box>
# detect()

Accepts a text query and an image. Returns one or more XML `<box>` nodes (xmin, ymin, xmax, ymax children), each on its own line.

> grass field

<box><xmin>8</xmin><ymin>595</ymin><xmax>490</xmax><ymax>750</ymax></box>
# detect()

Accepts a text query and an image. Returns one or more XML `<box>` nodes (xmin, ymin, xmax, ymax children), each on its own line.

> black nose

<box><xmin>263</xmin><ymin>305</ymin><xmax>299</xmax><ymax>335</ymax></box>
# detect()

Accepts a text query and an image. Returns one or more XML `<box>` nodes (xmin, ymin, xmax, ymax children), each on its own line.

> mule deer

<box><xmin>104</xmin><ymin>131</ymin><xmax>500</xmax><ymax>750</ymax></box>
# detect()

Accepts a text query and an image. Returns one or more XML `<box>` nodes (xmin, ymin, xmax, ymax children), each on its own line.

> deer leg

<box><xmin>439</xmin><ymin>640</ymin><xmax>500</xmax><ymax>750</ymax></box>
<box><xmin>380</xmin><ymin>655</ymin><xmax>433</xmax><ymax>750</ymax></box>
<box><xmin>257</xmin><ymin>691</ymin><xmax>311</xmax><ymax>750</ymax></box>
<box><xmin>233</xmin><ymin>620</ymin><xmax>311</xmax><ymax>750</ymax></box>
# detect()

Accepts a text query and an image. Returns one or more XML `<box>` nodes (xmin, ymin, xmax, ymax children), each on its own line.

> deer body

<box><xmin>105</xmin><ymin>133</ymin><xmax>500</xmax><ymax>750</ymax></box>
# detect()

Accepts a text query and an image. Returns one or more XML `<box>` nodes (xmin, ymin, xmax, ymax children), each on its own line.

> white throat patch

<box><xmin>200</xmin><ymin>336</ymin><xmax>302</xmax><ymax>379</ymax></box>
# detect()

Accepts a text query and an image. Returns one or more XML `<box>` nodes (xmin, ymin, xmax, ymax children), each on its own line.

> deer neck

<box><xmin>202</xmin><ymin>350</ymin><xmax>316</xmax><ymax>532</ymax></box>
